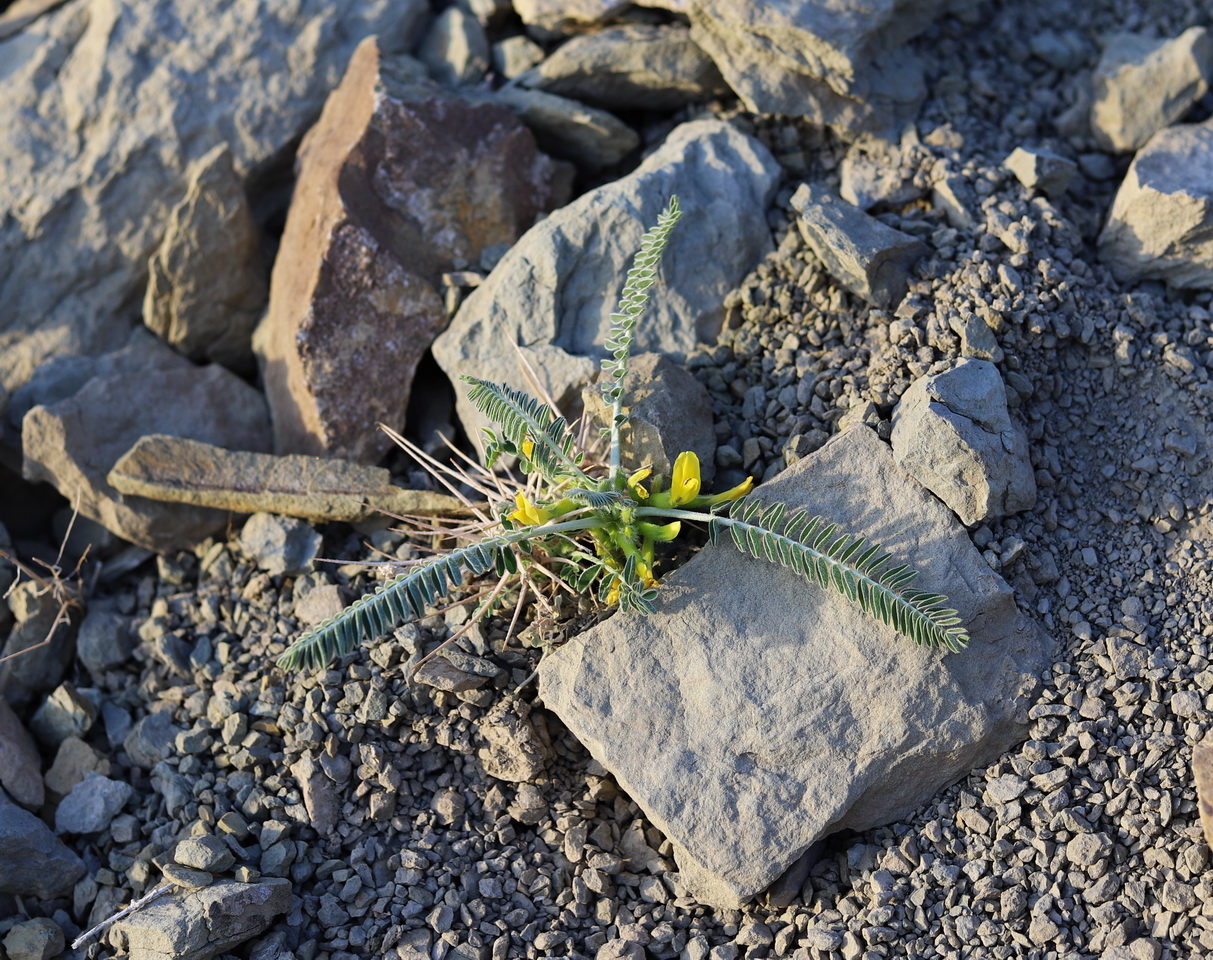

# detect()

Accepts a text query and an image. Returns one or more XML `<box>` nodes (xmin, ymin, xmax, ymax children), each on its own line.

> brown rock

<box><xmin>1194</xmin><ymin>734</ymin><xmax>1213</xmax><ymax>850</ymax></box>
<box><xmin>21</xmin><ymin>331</ymin><xmax>272</xmax><ymax>553</ymax></box>
<box><xmin>108</xmin><ymin>434</ymin><xmax>470</xmax><ymax>523</ymax></box>
<box><xmin>256</xmin><ymin>37</ymin><xmax>564</xmax><ymax>462</ymax></box>
<box><xmin>0</xmin><ymin>696</ymin><xmax>44</xmax><ymax>809</ymax></box>
<box><xmin>143</xmin><ymin>144</ymin><xmax>267</xmax><ymax>372</ymax></box>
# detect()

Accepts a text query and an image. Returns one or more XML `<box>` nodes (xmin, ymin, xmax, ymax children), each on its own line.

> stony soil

<box><xmin>7</xmin><ymin>0</ymin><xmax>1213</xmax><ymax>959</ymax></box>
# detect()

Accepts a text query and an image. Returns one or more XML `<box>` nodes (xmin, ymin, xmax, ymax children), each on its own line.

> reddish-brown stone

<box><xmin>258</xmin><ymin>37</ymin><xmax>564</xmax><ymax>461</ymax></box>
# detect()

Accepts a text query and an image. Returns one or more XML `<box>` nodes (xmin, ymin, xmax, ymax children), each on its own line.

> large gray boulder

<box><xmin>108</xmin><ymin>879</ymin><xmax>292</xmax><ymax>960</ymax></box>
<box><xmin>539</xmin><ymin>426</ymin><xmax>1050</xmax><ymax>908</ymax></box>
<box><xmin>688</xmin><ymin>0</ymin><xmax>958</xmax><ymax>134</ymax></box>
<box><xmin>1098</xmin><ymin>120</ymin><xmax>1213</xmax><ymax>290</ymax></box>
<box><xmin>432</xmin><ymin>119</ymin><xmax>779</xmax><ymax>449</ymax></box>
<box><xmin>1090</xmin><ymin>28</ymin><xmax>1213</xmax><ymax>153</ymax></box>
<box><xmin>891</xmin><ymin>359</ymin><xmax>1036</xmax><ymax>526</ymax></box>
<box><xmin>0</xmin><ymin>0</ymin><xmax>428</xmax><ymax>398</ymax></box>
<box><xmin>0</xmin><ymin>786</ymin><xmax>85</xmax><ymax>897</ymax></box>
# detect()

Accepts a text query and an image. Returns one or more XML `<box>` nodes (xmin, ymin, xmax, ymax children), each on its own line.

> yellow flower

<box><xmin>637</xmin><ymin>520</ymin><xmax>681</xmax><ymax>542</ymax></box>
<box><xmin>627</xmin><ymin>467</ymin><xmax>653</xmax><ymax>500</ymax></box>
<box><xmin>507</xmin><ymin>492</ymin><xmax>551</xmax><ymax>526</ymax></box>
<box><xmin>701</xmin><ymin>474</ymin><xmax>754</xmax><ymax>506</ymax></box>
<box><xmin>670</xmin><ymin>451</ymin><xmax>701</xmax><ymax>506</ymax></box>
<box><xmin>520</xmin><ymin>438</ymin><xmax>535</xmax><ymax>460</ymax></box>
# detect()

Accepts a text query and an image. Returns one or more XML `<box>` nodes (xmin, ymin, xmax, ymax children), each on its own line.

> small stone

<box><xmin>1160</xmin><ymin>879</ymin><xmax>1196</xmax><ymax>912</ymax></box>
<box><xmin>239</xmin><ymin>513</ymin><xmax>321</xmax><ymax>577</ymax></box>
<box><xmin>791</xmin><ymin>182</ymin><xmax>927</xmax><ymax>307</ymax></box>
<box><xmin>1171</xmin><ymin>690</ymin><xmax>1203</xmax><ymax>718</ymax></box>
<box><xmin>1004</xmin><ymin>146</ymin><xmax>1076</xmax><ymax>199</ymax></box>
<box><xmin>55</xmin><ymin>771</ymin><xmax>132</xmax><ymax>834</ymax></box>
<box><xmin>2</xmin><ymin>918</ymin><xmax>64</xmax><ymax>960</ymax></box>
<box><xmin>175</xmin><ymin>834</ymin><xmax>236</xmax><ymax>873</ymax></box>
<box><xmin>1065</xmin><ymin>832</ymin><xmax>1113</xmax><ymax>867</ymax></box>
<box><xmin>162</xmin><ymin>862</ymin><xmax>214</xmax><ymax>890</ymax></box>
<box><xmin>29</xmin><ymin>681</ymin><xmax>97</xmax><ymax>747</ymax></box>
<box><xmin>0</xmin><ymin>695</ymin><xmax>44</xmax><ymax>808</ymax></box>
<box><xmin>985</xmin><ymin>775</ymin><xmax>1028</xmax><ymax>804</ymax></box>
<box><xmin>0</xmin><ymin>786</ymin><xmax>85</xmax><ymax>897</ymax></box>
<box><xmin>124</xmin><ymin>710</ymin><xmax>177</xmax><ymax>769</ymax></box>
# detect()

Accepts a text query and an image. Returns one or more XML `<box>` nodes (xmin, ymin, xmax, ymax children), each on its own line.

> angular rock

<box><xmin>45</xmin><ymin>736</ymin><xmax>108</xmax><ymax>796</ymax></box>
<box><xmin>521</xmin><ymin>24</ymin><xmax>728</xmax><ymax>111</ymax></box>
<box><xmin>1098</xmin><ymin>120</ymin><xmax>1213</xmax><ymax>290</ymax></box>
<box><xmin>108</xmin><ymin>435</ymin><xmax>469</xmax><ymax>523</ymax></box>
<box><xmin>143</xmin><ymin>144</ymin><xmax>267</xmax><ymax>372</ymax></box>
<box><xmin>840</xmin><ymin>135</ymin><xmax>924</xmax><ymax>210</ymax></box>
<box><xmin>580</xmin><ymin>353</ymin><xmax>717</xmax><ymax>485</ymax></box>
<box><xmin>0</xmin><ymin>695</ymin><xmax>44</xmax><ymax>808</ymax></box>
<box><xmin>491</xmin><ymin>86</ymin><xmax>639</xmax><ymax>172</ymax></box>
<box><xmin>539</xmin><ymin>426</ymin><xmax>1051</xmax><ymax>907</ymax></box>
<box><xmin>124</xmin><ymin>710</ymin><xmax>178</xmax><ymax>769</ymax></box>
<box><xmin>55</xmin><ymin>770</ymin><xmax>132</xmax><ymax>834</ymax></box>
<box><xmin>689</xmin><ymin>0</ymin><xmax>949</xmax><ymax>134</ymax></box>
<box><xmin>0</xmin><ymin>0</ymin><xmax>428</xmax><ymax>398</ymax></box>
<box><xmin>256</xmin><ymin>37</ymin><xmax>562</xmax><ymax>463</ymax></box>
<box><xmin>478</xmin><ymin>697</ymin><xmax>551</xmax><ymax>783</ymax></box>
<box><xmin>1004</xmin><ymin>146</ymin><xmax>1076</xmax><ymax>200</ymax></box>
<box><xmin>175</xmin><ymin>835</ymin><xmax>236</xmax><ymax>873</ymax></box>
<box><xmin>492</xmin><ymin>35</ymin><xmax>546</xmax><ymax>79</ymax></box>
<box><xmin>108</xmin><ymin>879</ymin><xmax>292</xmax><ymax>960</ymax></box>
<box><xmin>77</xmin><ymin>601</ymin><xmax>137</xmax><ymax>676</ymax></box>
<box><xmin>289</xmin><ymin>755</ymin><xmax>340</xmax><ymax>835</ymax></box>
<box><xmin>238</xmin><ymin>513</ymin><xmax>321</xmax><ymax>577</ymax></box>
<box><xmin>891</xmin><ymin>359</ymin><xmax>1035</xmax><ymax>526</ymax></box>
<box><xmin>0</xmin><ymin>579</ymin><xmax>79</xmax><ymax>710</ymax></box>
<box><xmin>21</xmin><ymin>330</ymin><xmax>272</xmax><ymax>552</ymax></box>
<box><xmin>1194</xmin><ymin>733</ymin><xmax>1213</xmax><ymax>850</ymax></box>
<box><xmin>1090</xmin><ymin>29</ymin><xmax>1213</xmax><ymax>153</ymax></box>
<box><xmin>2</xmin><ymin>918</ymin><xmax>64</xmax><ymax>960</ymax></box>
<box><xmin>511</xmin><ymin>0</ymin><xmax>626</xmax><ymax>40</ymax></box>
<box><xmin>418</xmin><ymin>5</ymin><xmax>489</xmax><ymax>87</ymax></box>
<box><xmin>791</xmin><ymin>183</ymin><xmax>927</xmax><ymax>307</ymax></box>
<box><xmin>0</xmin><ymin>0</ymin><xmax>68</xmax><ymax>40</ymax></box>
<box><xmin>0</xmin><ymin>786</ymin><xmax>85</xmax><ymax>897</ymax></box>
<box><xmin>433</xmin><ymin>119</ymin><xmax>779</xmax><ymax>448</ymax></box>
<box><xmin>30</xmin><ymin>680</ymin><xmax>97</xmax><ymax>746</ymax></box>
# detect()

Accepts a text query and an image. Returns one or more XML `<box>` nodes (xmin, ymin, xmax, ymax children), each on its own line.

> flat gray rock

<box><xmin>1090</xmin><ymin>28</ymin><xmax>1213</xmax><ymax>153</ymax></box>
<box><xmin>108</xmin><ymin>879</ymin><xmax>291</xmax><ymax>960</ymax></box>
<box><xmin>490</xmin><ymin>86</ymin><xmax>639</xmax><ymax>172</ymax></box>
<box><xmin>432</xmin><ymin>119</ymin><xmax>779</xmax><ymax>446</ymax></box>
<box><xmin>688</xmin><ymin>0</ymin><xmax>955</xmax><ymax>134</ymax></box>
<box><xmin>891</xmin><ymin>359</ymin><xmax>1036</xmax><ymax>526</ymax></box>
<box><xmin>1098</xmin><ymin>120</ymin><xmax>1213</xmax><ymax>290</ymax></box>
<box><xmin>0</xmin><ymin>0</ymin><xmax>428</xmax><ymax>397</ymax></box>
<box><xmin>521</xmin><ymin>23</ymin><xmax>728</xmax><ymax>111</ymax></box>
<box><xmin>791</xmin><ymin>182</ymin><xmax>927</xmax><ymax>307</ymax></box>
<box><xmin>539</xmin><ymin>426</ymin><xmax>1051</xmax><ymax>907</ymax></box>
<box><xmin>0</xmin><ymin>696</ymin><xmax>43</xmax><ymax>808</ymax></box>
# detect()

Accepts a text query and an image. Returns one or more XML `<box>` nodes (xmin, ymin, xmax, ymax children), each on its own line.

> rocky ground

<box><xmin>4</xmin><ymin>0</ymin><xmax>1213</xmax><ymax>959</ymax></box>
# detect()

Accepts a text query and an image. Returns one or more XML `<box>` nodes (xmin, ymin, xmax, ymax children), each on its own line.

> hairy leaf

<box><xmin>461</xmin><ymin>377</ymin><xmax>585</xmax><ymax>482</ymax></box>
<box><xmin>709</xmin><ymin>497</ymin><xmax>970</xmax><ymax>651</ymax></box>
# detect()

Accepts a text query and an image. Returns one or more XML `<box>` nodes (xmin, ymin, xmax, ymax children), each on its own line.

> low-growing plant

<box><xmin>276</xmin><ymin>196</ymin><xmax>969</xmax><ymax>674</ymax></box>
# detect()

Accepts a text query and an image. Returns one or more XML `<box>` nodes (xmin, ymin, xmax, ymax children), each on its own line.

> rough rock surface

<box><xmin>417</xmin><ymin>5</ymin><xmax>489</xmax><ymax>87</ymax></box>
<box><xmin>540</xmin><ymin>427</ymin><xmax>1051</xmax><ymax>907</ymax></box>
<box><xmin>891</xmin><ymin>359</ymin><xmax>1036</xmax><ymax>526</ymax></box>
<box><xmin>433</xmin><ymin>119</ymin><xmax>779</xmax><ymax>447</ymax></box>
<box><xmin>1090</xmin><ymin>28</ymin><xmax>1213</xmax><ymax>153</ymax></box>
<box><xmin>1195</xmin><ymin>734</ymin><xmax>1213</xmax><ymax>851</ymax></box>
<box><xmin>54</xmin><ymin>770</ymin><xmax>132</xmax><ymax>834</ymax></box>
<box><xmin>21</xmin><ymin>331</ymin><xmax>272</xmax><ymax>552</ymax></box>
<box><xmin>491</xmin><ymin>86</ymin><xmax>639</xmax><ymax>172</ymax></box>
<box><xmin>0</xmin><ymin>695</ymin><xmax>44</xmax><ymax>808</ymax></box>
<box><xmin>581</xmin><ymin>352</ymin><xmax>718</xmax><ymax>484</ymax></box>
<box><xmin>108</xmin><ymin>434</ymin><xmax>469</xmax><ymax>522</ymax></box>
<box><xmin>688</xmin><ymin>0</ymin><xmax>952</xmax><ymax>133</ymax></box>
<box><xmin>238</xmin><ymin>513</ymin><xmax>321</xmax><ymax>577</ymax></box>
<box><xmin>1098</xmin><ymin>120</ymin><xmax>1213</xmax><ymax>289</ymax></box>
<box><xmin>0</xmin><ymin>786</ymin><xmax>84</xmax><ymax>897</ymax></box>
<box><xmin>1004</xmin><ymin>145</ymin><xmax>1076</xmax><ymax>200</ymax></box>
<box><xmin>256</xmin><ymin>37</ymin><xmax>562</xmax><ymax>462</ymax></box>
<box><xmin>76</xmin><ymin>601</ymin><xmax>136</xmax><ymax>676</ymax></box>
<box><xmin>107</xmin><ymin>879</ymin><xmax>292</xmax><ymax>960</ymax></box>
<box><xmin>0</xmin><ymin>0</ymin><xmax>428</xmax><ymax>397</ymax></box>
<box><xmin>2</xmin><ymin>918</ymin><xmax>64</xmax><ymax>960</ymax></box>
<box><xmin>521</xmin><ymin>24</ymin><xmax>728</xmax><ymax>111</ymax></box>
<box><xmin>791</xmin><ymin>182</ymin><xmax>927</xmax><ymax>307</ymax></box>
<box><xmin>143</xmin><ymin>143</ymin><xmax>267</xmax><ymax>372</ymax></box>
